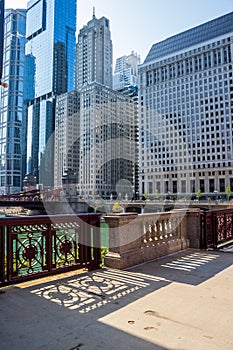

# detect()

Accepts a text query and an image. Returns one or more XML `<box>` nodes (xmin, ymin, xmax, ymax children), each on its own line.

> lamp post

<box><xmin>214</xmin><ymin>189</ymin><xmax>218</xmax><ymax>204</ymax></box>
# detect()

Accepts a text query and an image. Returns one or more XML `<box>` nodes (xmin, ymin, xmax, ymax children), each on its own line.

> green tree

<box><xmin>196</xmin><ymin>189</ymin><xmax>202</xmax><ymax>201</ymax></box>
<box><xmin>144</xmin><ymin>191</ymin><xmax>149</xmax><ymax>200</ymax></box>
<box><xmin>226</xmin><ymin>186</ymin><xmax>231</xmax><ymax>201</ymax></box>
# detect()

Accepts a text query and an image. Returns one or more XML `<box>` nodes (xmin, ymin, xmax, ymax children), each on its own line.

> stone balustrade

<box><xmin>104</xmin><ymin>208</ymin><xmax>202</xmax><ymax>269</ymax></box>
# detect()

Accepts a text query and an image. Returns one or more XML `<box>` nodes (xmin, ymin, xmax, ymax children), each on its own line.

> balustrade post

<box><xmin>91</xmin><ymin>215</ymin><xmax>102</xmax><ymax>269</ymax></box>
<box><xmin>46</xmin><ymin>222</ymin><xmax>52</xmax><ymax>272</ymax></box>
<box><xmin>104</xmin><ymin>213</ymin><xmax>140</xmax><ymax>269</ymax></box>
<box><xmin>185</xmin><ymin>209</ymin><xmax>203</xmax><ymax>249</ymax></box>
<box><xmin>0</xmin><ymin>225</ymin><xmax>4</xmax><ymax>284</ymax></box>
<box><xmin>7</xmin><ymin>225</ymin><xmax>12</xmax><ymax>282</ymax></box>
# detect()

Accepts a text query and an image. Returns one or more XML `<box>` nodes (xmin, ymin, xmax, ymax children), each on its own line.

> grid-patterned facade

<box><xmin>139</xmin><ymin>12</ymin><xmax>233</xmax><ymax>196</ymax></box>
<box><xmin>24</xmin><ymin>0</ymin><xmax>76</xmax><ymax>188</ymax></box>
<box><xmin>75</xmin><ymin>14</ymin><xmax>112</xmax><ymax>91</ymax></box>
<box><xmin>54</xmin><ymin>91</ymin><xmax>79</xmax><ymax>188</ymax></box>
<box><xmin>78</xmin><ymin>83</ymin><xmax>137</xmax><ymax>199</ymax></box>
<box><xmin>113</xmin><ymin>51</ymin><xmax>140</xmax><ymax>91</ymax></box>
<box><xmin>0</xmin><ymin>8</ymin><xmax>26</xmax><ymax>194</ymax></box>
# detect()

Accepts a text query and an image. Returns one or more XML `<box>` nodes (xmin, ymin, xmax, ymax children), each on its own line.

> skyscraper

<box><xmin>113</xmin><ymin>51</ymin><xmax>140</xmax><ymax>91</ymax></box>
<box><xmin>139</xmin><ymin>12</ymin><xmax>233</xmax><ymax>197</ymax></box>
<box><xmin>54</xmin><ymin>90</ymin><xmax>79</xmax><ymax>188</ymax></box>
<box><xmin>77</xmin><ymin>82</ymin><xmax>137</xmax><ymax>199</ymax></box>
<box><xmin>75</xmin><ymin>10</ymin><xmax>113</xmax><ymax>91</ymax></box>
<box><xmin>0</xmin><ymin>0</ymin><xmax>5</xmax><ymax>84</ymax></box>
<box><xmin>24</xmin><ymin>0</ymin><xmax>76</xmax><ymax>187</ymax></box>
<box><xmin>54</xmin><ymin>12</ymin><xmax>138</xmax><ymax>199</ymax></box>
<box><xmin>0</xmin><ymin>8</ymin><xmax>26</xmax><ymax>194</ymax></box>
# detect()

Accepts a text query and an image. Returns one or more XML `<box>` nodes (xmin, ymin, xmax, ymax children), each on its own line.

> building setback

<box><xmin>139</xmin><ymin>11</ymin><xmax>233</xmax><ymax>197</ymax></box>
<box><xmin>24</xmin><ymin>0</ymin><xmax>76</xmax><ymax>188</ymax></box>
<box><xmin>0</xmin><ymin>8</ymin><xmax>26</xmax><ymax>194</ymax></box>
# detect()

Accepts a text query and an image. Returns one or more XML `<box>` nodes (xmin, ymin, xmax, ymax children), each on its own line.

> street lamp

<box><xmin>214</xmin><ymin>190</ymin><xmax>218</xmax><ymax>204</ymax></box>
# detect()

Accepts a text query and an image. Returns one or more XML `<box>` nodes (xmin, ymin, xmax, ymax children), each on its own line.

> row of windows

<box><xmin>144</xmin><ymin>177</ymin><xmax>233</xmax><ymax>194</ymax></box>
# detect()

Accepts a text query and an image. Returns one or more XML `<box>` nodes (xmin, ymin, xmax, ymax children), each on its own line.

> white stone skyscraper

<box><xmin>113</xmin><ymin>51</ymin><xmax>140</xmax><ymax>91</ymax></box>
<box><xmin>139</xmin><ymin>11</ymin><xmax>233</xmax><ymax>197</ymax></box>
<box><xmin>54</xmin><ymin>11</ymin><xmax>138</xmax><ymax>199</ymax></box>
<box><xmin>77</xmin><ymin>82</ymin><xmax>137</xmax><ymax>199</ymax></box>
<box><xmin>75</xmin><ymin>10</ymin><xmax>113</xmax><ymax>91</ymax></box>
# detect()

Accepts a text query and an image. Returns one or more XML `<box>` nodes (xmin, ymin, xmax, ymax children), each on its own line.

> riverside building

<box><xmin>0</xmin><ymin>8</ymin><xmax>26</xmax><ymax>194</ymax></box>
<box><xmin>24</xmin><ymin>0</ymin><xmax>76</xmax><ymax>188</ymax></box>
<box><xmin>139</xmin><ymin>11</ymin><xmax>233</xmax><ymax>197</ymax></box>
<box><xmin>54</xmin><ymin>91</ymin><xmax>79</xmax><ymax>189</ymax></box>
<box><xmin>70</xmin><ymin>12</ymin><xmax>138</xmax><ymax>199</ymax></box>
<box><xmin>77</xmin><ymin>82</ymin><xmax>137</xmax><ymax>199</ymax></box>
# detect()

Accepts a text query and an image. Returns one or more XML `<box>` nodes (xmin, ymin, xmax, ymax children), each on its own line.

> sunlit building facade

<box><xmin>113</xmin><ymin>51</ymin><xmax>140</xmax><ymax>91</ymax></box>
<box><xmin>24</xmin><ymin>0</ymin><xmax>76</xmax><ymax>188</ymax></box>
<box><xmin>75</xmin><ymin>12</ymin><xmax>113</xmax><ymax>91</ymax></box>
<box><xmin>139</xmin><ymin>11</ymin><xmax>233</xmax><ymax>197</ymax></box>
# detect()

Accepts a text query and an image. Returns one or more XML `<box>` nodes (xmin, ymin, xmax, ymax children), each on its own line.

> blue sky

<box><xmin>5</xmin><ymin>0</ymin><xmax>233</xmax><ymax>63</ymax></box>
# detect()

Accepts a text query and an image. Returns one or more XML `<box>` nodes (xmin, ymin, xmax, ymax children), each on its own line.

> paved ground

<box><xmin>1</xmin><ymin>248</ymin><xmax>233</xmax><ymax>350</ymax></box>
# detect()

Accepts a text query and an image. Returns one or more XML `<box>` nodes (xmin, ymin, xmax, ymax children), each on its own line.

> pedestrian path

<box><xmin>1</xmin><ymin>248</ymin><xmax>233</xmax><ymax>350</ymax></box>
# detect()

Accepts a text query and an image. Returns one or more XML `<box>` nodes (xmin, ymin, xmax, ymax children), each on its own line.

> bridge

<box><xmin>0</xmin><ymin>189</ymin><xmax>232</xmax><ymax>214</ymax></box>
<box><xmin>0</xmin><ymin>189</ymin><xmax>91</xmax><ymax>214</ymax></box>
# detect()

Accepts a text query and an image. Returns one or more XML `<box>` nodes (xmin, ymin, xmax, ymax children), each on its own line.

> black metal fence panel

<box><xmin>0</xmin><ymin>214</ymin><xmax>101</xmax><ymax>287</ymax></box>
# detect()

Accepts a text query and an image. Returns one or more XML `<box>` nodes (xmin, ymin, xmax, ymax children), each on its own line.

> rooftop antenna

<box><xmin>93</xmin><ymin>6</ymin><xmax>95</xmax><ymax>19</ymax></box>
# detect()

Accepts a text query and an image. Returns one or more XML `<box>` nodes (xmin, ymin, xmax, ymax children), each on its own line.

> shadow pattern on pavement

<box><xmin>1</xmin><ymin>249</ymin><xmax>233</xmax><ymax>350</ymax></box>
<box><xmin>30</xmin><ymin>268</ymin><xmax>169</xmax><ymax>314</ymax></box>
<box><xmin>27</xmin><ymin>249</ymin><xmax>232</xmax><ymax>315</ymax></box>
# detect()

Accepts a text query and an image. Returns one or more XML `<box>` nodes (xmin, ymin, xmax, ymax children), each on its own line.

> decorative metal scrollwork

<box><xmin>22</xmin><ymin>244</ymin><xmax>38</xmax><ymax>261</ymax></box>
<box><xmin>59</xmin><ymin>240</ymin><xmax>73</xmax><ymax>255</ymax></box>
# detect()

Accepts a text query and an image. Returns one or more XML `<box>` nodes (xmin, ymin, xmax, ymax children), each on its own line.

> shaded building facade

<box><xmin>78</xmin><ymin>82</ymin><xmax>137</xmax><ymax>199</ymax></box>
<box><xmin>54</xmin><ymin>90</ymin><xmax>79</xmax><ymax>189</ymax></box>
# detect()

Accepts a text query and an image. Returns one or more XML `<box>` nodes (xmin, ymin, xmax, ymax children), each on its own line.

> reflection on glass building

<box><xmin>0</xmin><ymin>8</ymin><xmax>26</xmax><ymax>194</ymax></box>
<box><xmin>24</xmin><ymin>0</ymin><xmax>76</xmax><ymax>188</ymax></box>
<box><xmin>139</xmin><ymin>11</ymin><xmax>233</xmax><ymax>197</ymax></box>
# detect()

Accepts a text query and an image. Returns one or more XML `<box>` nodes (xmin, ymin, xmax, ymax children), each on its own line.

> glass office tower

<box><xmin>0</xmin><ymin>0</ymin><xmax>5</xmax><ymax>82</ymax></box>
<box><xmin>24</xmin><ymin>0</ymin><xmax>76</xmax><ymax>188</ymax></box>
<box><xmin>0</xmin><ymin>8</ymin><xmax>26</xmax><ymax>194</ymax></box>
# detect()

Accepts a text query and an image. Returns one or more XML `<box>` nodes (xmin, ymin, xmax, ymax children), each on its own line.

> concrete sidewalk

<box><xmin>1</xmin><ymin>248</ymin><xmax>233</xmax><ymax>350</ymax></box>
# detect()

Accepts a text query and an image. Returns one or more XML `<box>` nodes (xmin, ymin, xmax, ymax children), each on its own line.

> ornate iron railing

<box><xmin>0</xmin><ymin>214</ymin><xmax>101</xmax><ymax>287</ymax></box>
<box><xmin>202</xmin><ymin>208</ymin><xmax>233</xmax><ymax>249</ymax></box>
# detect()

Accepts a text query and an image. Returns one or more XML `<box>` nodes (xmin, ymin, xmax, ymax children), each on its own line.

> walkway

<box><xmin>1</xmin><ymin>248</ymin><xmax>233</xmax><ymax>350</ymax></box>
